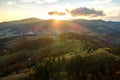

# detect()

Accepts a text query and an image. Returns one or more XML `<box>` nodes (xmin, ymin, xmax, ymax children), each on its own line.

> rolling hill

<box><xmin>0</xmin><ymin>18</ymin><xmax>120</xmax><ymax>80</ymax></box>
<box><xmin>0</xmin><ymin>18</ymin><xmax>120</xmax><ymax>44</ymax></box>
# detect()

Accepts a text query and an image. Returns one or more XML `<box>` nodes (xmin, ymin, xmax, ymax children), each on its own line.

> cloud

<box><xmin>20</xmin><ymin>0</ymin><xmax>33</xmax><ymax>3</ymax></box>
<box><xmin>6</xmin><ymin>2</ymin><xmax>14</xmax><ymax>5</ymax></box>
<box><xmin>48</xmin><ymin>11</ymin><xmax>66</xmax><ymax>16</ymax></box>
<box><xmin>65</xmin><ymin>7</ymin><xmax>105</xmax><ymax>17</ymax></box>
<box><xmin>44</xmin><ymin>0</ymin><xmax>57</xmax><ymax>3</ymax></box>
<box><xmin>95</xmin><ymin>0</ymin><xmax>112</xmax><ymax>2</ymax></box>
<box><xmin>19</xmin><ymin>0</ymin><xmax>57</xmax><ymax>4</ymax></box>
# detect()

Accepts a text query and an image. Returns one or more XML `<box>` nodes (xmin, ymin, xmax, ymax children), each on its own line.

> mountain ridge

<box><xmin>0</xmin><ymin>18</ymin><xmax>120</xmax><ymax>45</ymax></box>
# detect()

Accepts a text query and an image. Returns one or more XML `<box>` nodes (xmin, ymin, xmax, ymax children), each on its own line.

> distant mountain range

<box><xmin>0</xmin><ymin>18</ymin><xmax>120</xmax><ymax>45</ymax></box>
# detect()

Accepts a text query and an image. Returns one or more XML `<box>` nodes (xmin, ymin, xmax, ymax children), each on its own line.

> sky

<box><xmin>0</xmin><ymin>0</ymin><xmax>120</xmax><ymax>22</ymax></box>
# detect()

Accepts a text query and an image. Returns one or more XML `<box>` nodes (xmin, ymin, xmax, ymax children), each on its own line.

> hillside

<box><xmin>0</xmin><ymin>18</ymin><xmax>120</xmax><ymax>80</ymax></box>
<box><xmin>0</xmin><ymin>18</ymin><xmax>120</xmax><ymax>44</ymax></box>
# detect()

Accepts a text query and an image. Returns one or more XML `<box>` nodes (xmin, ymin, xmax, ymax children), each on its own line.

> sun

<box><xmin>50</xmin><ymin>17</ymin><xmax>64</xmax><ymax>29</ymax></box>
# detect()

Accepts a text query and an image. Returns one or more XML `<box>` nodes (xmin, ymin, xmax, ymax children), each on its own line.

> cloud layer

<box><xmin>66</xmin><ymin>7</ymin><xmax>105</xmax><ymax>17</ymax></box>
<box><xmin>95</xmin><ymin>0</ymin><xmax>112</xmax><ymax>2</ymax></box>
<box><xmin>6</xmin><ymin>2</ymin><xmax>14</xmax><ymax>5</ymax></box>
<box><xmin>48</xmin><ymin>11</ymin><xmax>66</xmax><ymax>16</ymax></box>
<box><xmin>20</xmin><ymin>0</ymin><xmax>57</xmax><ymax>3</ymax></box>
